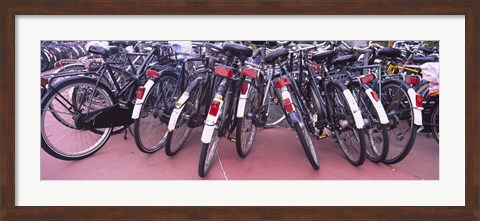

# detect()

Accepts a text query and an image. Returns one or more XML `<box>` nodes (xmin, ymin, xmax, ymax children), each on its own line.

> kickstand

<box><xmin>123</xmin><ymin>127</ymin><xmax>128</xmax><ymax>140</ymax></box>
<box><xmin>124</xmin><ymin>125</ymin><xmax>133</xmax><ymax>140</ymax></box>
<box><xmin>128</xmin><ymin>125</ymin><xmax>134</xmax><ymax>136</ymax></box>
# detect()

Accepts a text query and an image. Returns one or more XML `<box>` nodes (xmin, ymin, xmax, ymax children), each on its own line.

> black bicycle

<box><xmin>197</xmin><ymin>42</ymin><xmax>261</xmax><ymax>177</ymax></box>
<box><xmin>41</xmin><ymin>42</ymin><xmax>175</xmax><ymax>160</ymax></box>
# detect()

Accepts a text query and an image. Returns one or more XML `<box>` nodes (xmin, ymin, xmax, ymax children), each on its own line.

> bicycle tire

<box><xmin>264</xmin><ymin>86</ymin><xmax>286</xmax><ymax>128</ymax></box>
<box><xmin>293</xmin><ymin>120</ymin><xmax>320</xmax><ymax>170</ymax></box>
<box><xmin>330</xmin><ymin>82</ymin><xmax>366</xmax><ymax>166</ymax></box>
<box><xmin>289</xmin><ymin>88</ymin><xmax>319</xmax><ymax>169</ymax></box>
<box><xmin>235</xmin><ymin>80</ymin><xmax>259</xmax><ymax>158</ymax></box>
<box><xmin>353</xmin><ymin>85</ymin><xmax>389</xmax><ymax>163</ymax></box>
<box><xmin>165</xmin><ymin>90</ymin><xmax>200</xmax><ymax>156</ymax></box>
<box><xmin>380</xmin><ymin>82</ymin><xmax>419</xmax><ymax>164</ymax></box>
<box><xmin>431</xmin><ymin>102</ymin><xmax>439</xmax><ymax>143</ymax></box>
<box><xmin>51</xmin><ymin>65</ymin><xmax>127</xmax><ymax>135</ymax></box>
<box><xmin>198</xmin><ymin>81</ymin><xmax>229</xmax><ymax>177</ymax></box>
<box><xmin>198</xmin><ymin>129</ymin><xmax>221</xmax><ymax>177</ymax></box>
<box><xmin>41</xmin><ymin>76</ymin><xmax>114</xmax><ymax>160</ymax></box>
<box><xmin>133</xmin><ymin>74</ymin><xmax>180</xmax><ymax>153</ymax></box>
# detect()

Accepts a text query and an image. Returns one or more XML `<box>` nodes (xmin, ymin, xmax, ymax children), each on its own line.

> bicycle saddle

<box><xmin>311</xmin><ymin>50</ymin><xmax>336</xmax><ymax>63</ymax></box>
<box><xmin>88</xmin><ymin>45</ymin><xmax>119</xmax><ymax>56</ymax></box>
<box><xmin>88</xmin><ymin>45</ymin><xmax>107</xmax><ymax>55</ymax></box>
<box><xmin>263</xmin><ymin>48</ymin><xmax>289</xmax><ymax>64</ymax></box>
<box><xmin>377</xmin><ymin>47</ymin><xmax>402</xmax><ymax>58</ymax></box>
<box><xmin>109</xmin><ymin>41</ymin><xmax>137</xmax><ymax>47</ymax></box>
<box><xmin>204</xmin><ymin>42</ymin><xmax>224</xmax><ymax>54</ymax></box>
<box><xmin>418</xmin><ymin>47</ymin><xmax>434</xmax><ymax>54</ymax></box>
<box><xmin>411</xmin><ymin>55</ymin><xmax>439</xmax><ymax>64</ymax></box>
<box><xmin>222</xmin><ymin>43</ymin><xmax>253</xmax><ymax>57</ymax></box>
<box><xmin>333</xmin><ymin>54</ymin><xmax>357</xmax><ymax>66</ymax></box>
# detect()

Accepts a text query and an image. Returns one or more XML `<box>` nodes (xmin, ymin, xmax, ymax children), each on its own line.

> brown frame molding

<box><xmin>1</xmin><ymin>1</ymin><xmax>478</xmax><ymax>220</ymax></box>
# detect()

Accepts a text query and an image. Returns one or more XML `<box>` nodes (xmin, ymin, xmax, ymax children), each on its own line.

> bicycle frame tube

<box><xmin>307</xmin><ymin>68</ymin><xmax>329</xmax><ymax>125</ymax></box>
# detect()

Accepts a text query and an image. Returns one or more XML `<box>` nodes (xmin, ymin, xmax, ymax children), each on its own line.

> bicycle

<box><xmin>315</xmin><ymin>43</ymin><xmax>390</xmax><ymax>163</ymax></box>
<box><xmin>285</xmin><ymin>43</ymin><xmax>367</xmax><ymax>166</ymax></box>
<box><xmin>198</xmin><ymin>42</ymin><xmax>261</xmax><ymax>177</ymax></box>
<box><xmin>41</xmin><ymin>42</ymin><xmax>175</xmax><ymax>160</ymax></box>
<box><xmin>131</xmin><ymin>42</ymin><xmax>206</xmax><ymax>153</ymax></box>
<box><xmin>164</xmin><ymin>42</ymin><xmax>225</xmax><ymax>156</ymax></box>
<box><xmin>363</xmin><ymin>43</ymin><xmax>424</xmax><ymax>164</ymax></box>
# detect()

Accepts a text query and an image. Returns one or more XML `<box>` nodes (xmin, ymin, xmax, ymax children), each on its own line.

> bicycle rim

<box><xmin>432</xmin><ymin>104</ymin><xmax>439</xmax><ymax>143</ymax></box>
<box><xmin>134</xmin><ymin>76</ymin><xmax>179</xmax><ymax>153</ymax></box>
<box><xmin>381</xmin><ymin>83</ymin><xmax>417</xmax><ymax>164</ymax></box>
<box><xmin>236</xmin><ymin>83</ymin><xmax>259</xmax><ymax>157</ymax></box>
<box><xmin>356</xmin><ymin>86</ymin><xmax>388</xmax><ymax>162</ymax></box>
<box><xmin>331</xmin><ymin>85</ymin><xmax>366</xmax><ymax>166</ymax></box>
<box><xmin>166</xmin><ymin>94</ymin><xmax>199</xmax><ymax>155</ymax></box>
<box><xmin>264</xmin><ymin>86</ymin><xmax>286</xmax><ymax>127</ymax></box>
<box><xmin>41</xmin><ymin>80</ymin><xmax>113</xmax><ymax>160</ymax></box>
<box><xmin>199</xmin><ymin>130</ymin><xmax>220</xmax><ymax>177</ymax></box>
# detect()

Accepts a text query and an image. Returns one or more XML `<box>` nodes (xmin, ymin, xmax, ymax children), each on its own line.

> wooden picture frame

<box><xmin>1</xmin><ymin>1</ymin><xmax>478</xmax><ymax>220</ymax></box>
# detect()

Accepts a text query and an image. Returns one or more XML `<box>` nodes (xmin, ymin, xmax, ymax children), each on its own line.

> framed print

<box><xmin>1</xmin><ymin>1</ymin><xmax>478</xmax><ymax>220</ymax></box>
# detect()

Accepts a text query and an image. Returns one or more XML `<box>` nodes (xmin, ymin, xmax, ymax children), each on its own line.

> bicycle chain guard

<box><xmin>81</xmin><ymin>103</ymin><xmax>134</xmax><ymax>128</ymax></box>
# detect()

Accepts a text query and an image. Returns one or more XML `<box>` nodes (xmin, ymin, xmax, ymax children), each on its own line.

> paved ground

<box><xmin>41</xmin><ymin>126</ymin><xmax>439</xmax><ymax>180</ymax></box>
<box><xmin>41</xmin><ymin>67</ymin><xmax>439</xmax><ymax>180</ymax></box>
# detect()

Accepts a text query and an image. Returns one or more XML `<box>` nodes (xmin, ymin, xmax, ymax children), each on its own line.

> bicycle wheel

<box><xmin>264</xmin><ymin>86</ymin><xmax>286</xmax><ymax>128</ymax></box>
<box><xmin>431</xmin><ymin>102</ymin><xmax>439</xmax><ymax>143</ymax></box>
<box><xmin>165</xmin><ymin>90</ymin><xmax>200</xmax><ymax>156</ymax></box>
<box><xmin>41</xmin><ymin>77</ymin><xmax>114</xmax><ymax>160</ymax></box>
<box><xmin>69</xmin><ymin>65</ymin><xmax>128</xmax><ymax>135</ymax></box>
<box><xmin>235</xmin><ymin>81</ymin><xmax>259</xmax><ymax>158</ymax></box>
<box><xmin>352</xmin><ymin>85</ymin><xmax>389</xmax><ymax>162</ymax></box>
<box><xmin>290</xmin><ymin>90</ymin><xmax>319</xmax><ymax>170</ymax></box>
<box><xmin>198</xmin><ymin>128</ymin><xmax>221</xmax><ymax>177</ymax></box>
<box><xmin>47</xmin><ymin>64</ymin><xmax>88</xmax><ymax>125</ymax></box>
<box><xmin>380</xmin><ymin>82</ymin><xmax>419</xmax><ymax>164</ymax></box>
<box><xmin>330</xmin><ymin>83</ymin><xmax>366</xmax><ymax>166</ymax></box>
<box><xmin>133</xmin><ymin>75</ymin><xmax>180</xmax><ymax>153</ymax></box>
<box><xmin>199</xmin><ymin>87</ymin><xmax>229</xmax><ymax>177</ymax></box>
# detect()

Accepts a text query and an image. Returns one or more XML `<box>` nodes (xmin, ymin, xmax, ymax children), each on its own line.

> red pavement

<box><xmin>41</xmin><ymin>126</ymin><xmax>439</xmax><ymax>180</ymax></box>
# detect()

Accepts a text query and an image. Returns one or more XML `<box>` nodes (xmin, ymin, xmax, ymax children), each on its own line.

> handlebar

<box><xmin>337</xmin><ymin>41</ymin><xmax>381</xmax><ymax>52</ymax></box>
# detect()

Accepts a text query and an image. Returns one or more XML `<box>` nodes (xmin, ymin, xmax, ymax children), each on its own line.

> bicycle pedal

<box><xmin>318</xmin><ymin>134</ymin><xmax>328</xmax><ymax>139</ymax></box>
<box><xmin>417</xmin><ymin>126</ymin><xmax>424</xmax><ymax>133</ymax></box>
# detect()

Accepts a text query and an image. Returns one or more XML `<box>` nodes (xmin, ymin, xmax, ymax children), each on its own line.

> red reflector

<box><xmin>360</xmin><ymin>74</ymin><xmax>375</xmax><ymax>84</ymax></box>
<box><xmin>282</xmin><ymin>98</ymin><xmax>294</xmax><ymax>113</ymax></box>
<box><xmin>241</xmin><ymin>68</ymin><xmax>258</xmax><ymax>78</ymax></box>
<box><xmin>405</xmin><ymin>76</ymin><xmax>420</xmax><ymax>84</ymax></box>
<box><xmin>214</xmin><ymin>66</ymin><xmax>234</xmax><ymax>78</ymax></box>
<box><xmin>241</xmin><ymin>83</ymin><xmax>249</xmax><ymax>94</ymax></box>
<box><xmin>41</xmin><ymin>77</ymin><xmax>49</xmax><ymax>86</ymax></box>
<box><xmin>54</xmin><ymin>61</ymin><xmax>62</xmax><ymax>69</ymax></box>
<box><xmin>209</xmin><ymin>100</ymin><xmax>221</xmax><ymax>116</ymax></box>
<box><xmin>370</xmin><ymin>90</ymin><xmax>379</xmax><ymax>102</ymax></box>
<box><xmin>416</xmin><ymin>94</ymin><xmax>423</xmax><ymax>107</ymax></box>
<box><xmin>274</xmin><ymin>77</ymin><xmax>291</xmax><ymax>88</ymax></box>
<box><xmin>146</xmin><ymin>69</ymin><xmax>159</xmax><ymax>78</ymax></box>
<box><xmin>136</xmin><ymin>87</ymin><xmax>145</xmax><ymax>99</ymax></box>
